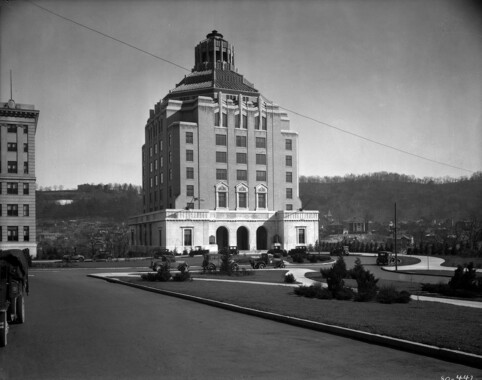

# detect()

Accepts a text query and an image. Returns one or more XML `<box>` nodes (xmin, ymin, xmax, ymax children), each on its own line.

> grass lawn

<box><xmin>440</xmin><ymin>256</ymin><xmax>482</xmax><ymax>269</ymax></box>
<box><xmin>121</xmin><ymin>272</ymin><xmax>482</xmax><ymax>356</ymax></box>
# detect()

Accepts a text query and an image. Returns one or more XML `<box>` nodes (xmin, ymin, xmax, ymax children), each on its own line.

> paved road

<box><xmin>0</xmin><ymin>268</ymin><xmax>478</xmax><ymax>380</ymax></box>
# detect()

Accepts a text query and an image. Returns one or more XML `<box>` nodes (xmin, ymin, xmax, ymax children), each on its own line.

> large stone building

<box><xmin>129</xmin><ymin>31</ymin><xmax>318</xmax><ymax>253</ymax></box>
<box><xmin>0</xmin><ymin>98</ymin><xmax>39</xmax><ymax>257</ymax></box>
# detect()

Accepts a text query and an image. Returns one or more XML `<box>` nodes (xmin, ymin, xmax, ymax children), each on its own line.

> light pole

<box><xmin>394</xmin><ymin>202</ymin><xmax>398</xmax><ymax>271</ymax></box>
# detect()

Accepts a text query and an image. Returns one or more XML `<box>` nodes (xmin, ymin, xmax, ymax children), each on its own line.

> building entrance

<box><xmin>216</xmin><ymin>227</ymin><xmax>229</xmax><ymax>251</ymax></box>
<box><xmin>256</xmin><ymin>226</ymin><xmax>268</xmax><ymax>250</ymax></box>
<box><xmin>236</xmin><ymin>226</ymin><xmax>249</xmax><ymax>250</ymax></box>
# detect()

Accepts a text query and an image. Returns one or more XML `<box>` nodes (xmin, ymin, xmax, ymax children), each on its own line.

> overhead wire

<box><xmin>22</xmin><ymin>0</ymin><xmax>476</xmax><ymax>174</ymax></box>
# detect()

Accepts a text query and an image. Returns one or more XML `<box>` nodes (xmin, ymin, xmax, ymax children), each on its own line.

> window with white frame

<box><xmin>236</xmin><ymin>183</ymin><xmax>248</xmax><ymax>209</ymax></box>
<box><xmin>216</xmin><ymin>183</ymin><xmax>228</xmax><ymax>209</ymax></box>
<box><xmin>255</xmin><ymin>184</ymin><xmax>267</xmax><ymax>209</ymax></box>
<box><xmin>297</xmin><ymin>227</ymin><xmax>306</xmax><ymax>245</ymax></box>
<box><xmin>183</xmin><ymin>228</ymin><xmax>193</xmax><ymax>246</ymax></box>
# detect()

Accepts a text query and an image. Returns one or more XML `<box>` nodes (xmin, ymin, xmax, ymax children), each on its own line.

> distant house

<box><xmin>325</xmin><ymin>221</ymin><xmax>344</xmax><ymax>235</ymax></box>
<box><xmin>387</xmin><ymin>234</ymin><xmax>414</xmax><ymax>251</ymax></box>
<box><xmin>347</xmin><ymin>217</ymin><xmax>369</xmax><ymax>234</ymax></box>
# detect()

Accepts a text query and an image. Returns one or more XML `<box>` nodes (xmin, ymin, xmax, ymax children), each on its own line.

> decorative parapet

<box><xmin>277</xmin><ymin>210</ymin><xmax>319</xmax><ymax>221</ymax></box>
<box><xmin>128</xmin><ymin>209</ymin><xmax>277</xmax><ymax>224</ymax></box>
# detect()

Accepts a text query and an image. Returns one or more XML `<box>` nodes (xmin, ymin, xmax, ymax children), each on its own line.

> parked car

<box><xmin>376</xmin><ymin>251</ymin><xmax>395</xmax><ymax>266</ymax></box>
<box><xmin>202</xmin><ymin>253</ymin><xmax>239</xmax><ymax>271</ymax></box>
<box><xmin>62</xmin><ymin>253</ymin><xmax>85</xmax><ymax>262</ymax></box>
<box><xmin>220</xmin><ymin>246</ymin><xmax>239</xmax><ymax>255</ymax></box>
<box><xmin>150</xmin><ymin>255</ymin><xmax>188</xmax><ymax>272</ymax></box>
<box><xmin>288</xmin><ymin>246</ymin><xmax>308</xmax><ymax>262</ymax></box>
<box><xmin>93</xmin><ymin>253</ymin><xmax>113</xmax><ymax>262</ymax></box>
<box><xmin>190</xmin><ymin>246</ymin><xmax>209</xmax><ymax>256</ymax></box>
<box><xmin>331</xmin><ymin>246</ymin><xmax>350</xmax><ymax>256</ymax></box>
<box><xmin>267</xmin><ymin>244</ymin><xmax>288</xmax><ymax>257</ymax></box>
<box><xmin>249</xmin><ymin>253</ymin><xmax>287</xmax><ymax>269</ymax></box>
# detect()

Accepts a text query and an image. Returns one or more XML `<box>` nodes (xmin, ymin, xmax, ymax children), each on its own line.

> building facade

<box><xmin>129</xmin><ymin>31</ymin><xmax>318</xmax><ymax>253</ymax></box>
<box><xmin>0</xmin><ymin>99</ymin><xmax>39</xmax><ymax>257</ymax></box>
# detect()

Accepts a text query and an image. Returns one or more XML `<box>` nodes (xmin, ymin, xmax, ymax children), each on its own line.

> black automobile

<box><xmin>93</xmin><ymin>253</ymin><xmax>113</xmax><ymax>262</ymax></box>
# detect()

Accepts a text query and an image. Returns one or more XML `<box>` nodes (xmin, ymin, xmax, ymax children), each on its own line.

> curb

<box><xmin>381</xmin><ymin>267</ymin><xmax>452</xmax><ymax>277</ymax></box>
<box><xmin>88</xmin><ymin>274</ymin><xmax>482</xmax><ymax>369</ymax></box>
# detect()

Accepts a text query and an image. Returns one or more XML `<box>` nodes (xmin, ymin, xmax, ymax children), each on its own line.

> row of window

<box><xmin>146</xmin><ymin>132</ymin><xmax>293</xmax><ymax>168</ymax></box>
<box><xmin>1</xmin><ymin>161</ymin><xmax>29</xmax><ymax>174</ymax></box>
<box><xmin>6</xmin><ymin>143</ymin><xmax>28</xmax><ymax>152</ymax></box>
<box><xmin>214</xmin><ymin>112</ymin><xmax>268</xmax><ymax>130</ymax></box>
<box><xmin>2</xmin><ymin>124</ymin><xmax>29</xmax><ymax>134</ymax></box>
<box><xmin>0</xmin><ymin>226</ymin><xmax>30</xmax><ymax>241</ymax></box>
<box><xmin>149</xmin><ymin>167</ymin><xmax>293</xmax><ymax>187</ymax></box>
<box><xmin>0</xmin><ymin>204</ymin><xmax>30</xmax><ymax>216</ymax></box>
<box><xmin>215</xmin><ymin>134</ymin><xmax>293</xmax><ymax>150</ymax></box>
<box><xmin>2</xmin><ymin>182</ymin><xmax>30</xmax><ymax>195</ymax></box>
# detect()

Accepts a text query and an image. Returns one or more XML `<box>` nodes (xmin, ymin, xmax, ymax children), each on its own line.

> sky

<box><xmin>1</xmin><ymin>0</ymin><xmax>481</xmax><ymax>189</ymax></box>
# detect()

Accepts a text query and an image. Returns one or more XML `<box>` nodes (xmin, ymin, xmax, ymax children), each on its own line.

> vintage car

<box><xmin>249</xmin><ymin>253</ymin><xmax>287</xmax><ymax>269</ymax></box>
<box><xmin>93</xmin><ymin>252</ymin><xmax>114</xmax><ymax>262</ymax></box>
<box><xmin>202</xmin><ymin>253</ymin><xmax>239</xmax><ymax>272</ymax></box>
<box><xmin>189</xmin><ymin>246</ymin><xmax>210</xmax><ymax>256</ymax></box>
<box><xmin>267</xmin><ymin>244</ymin><xmax>288</xmax><ymax>257</ymax></box>
<box><xmin>150</xmin><ymin>255</ymin><xmax>188</xmax><ymax>272</ymax></box>
<box><xmin>376</xmin><ymin>251</ymin><xmax>395</xmax><ymax>266</ymax></box>
<box><xmin>62</xmin><ymin>253</ymin><xmax>85</xmax><ymax>262</ymax></box>
<box><xmin>0</xmin><ymin>249</ymin><xmax>29</xmax><ymax>347</ymax></box>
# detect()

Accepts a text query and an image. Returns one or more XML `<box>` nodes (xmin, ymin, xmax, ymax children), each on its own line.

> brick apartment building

<box><xmin>0</xmin><ymin>98</ymin><xmax>39</xmax><ymax>257</ymax></box>
<box><xmin>128</xmin><ymin>31</ymin><xmax>318</xmax><ymax>253</ymax></box>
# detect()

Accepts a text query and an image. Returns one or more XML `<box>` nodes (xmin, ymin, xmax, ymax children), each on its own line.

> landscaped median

<box><xmin>88</xmin><ymin>269</ymin><xmax>482</xmax><ymax>369</ymax></box>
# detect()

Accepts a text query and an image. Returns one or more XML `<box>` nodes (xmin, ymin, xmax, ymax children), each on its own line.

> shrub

<box><xmin>377</xmin><ymin>285</ymin><xmax>411</xmax><ymax>304</ymax></box>
<box><xmin>449</xmin><ymin>262</ymin><xmax>480</xmax><ymax>291</ymax></box>
<box><xmin>294</xmin><ymin>283</ymin><xmax>332</xmax><ymax>299</ymax></box>
<box><xmin>421</xmin><ymin>282</ymin><xmax>480</xmax><ymax>298</ymax></box>
<box><xmin>396</xmin><ymin>290</ymin><xmax>412</xmax><ymax>303</ymax></box>
<box><xmin>334</xmin><ymin>287</ymin><xmax>354</xmax><ymax>300</ymax></box>
<box><xmin>284</xmin><ymin>273</ymin><xmax>296</xmax><ymax>284</ymax></box>
<box><xmin>320</xmin><ymin>256</ymin><xmax>347</xmax><ymax>293</ymax></box>
<box><xmin>376</xmin><ymin>285</ymin><xmax>399</xmax><ymax>304</ymax></box>
<box><xmin>173</xmin><ymin>271</ymin><xmax>191</xmax><ymax>282</ymax></box>
<box><xmin>349</xmin><ymin>258</ymin><xmax>379</xmax><ymax>302</ymax></box>
<box><xmin>141</xmin><ymin>272</ymin><xmax>159</xmax><ymax>282</ymax></box>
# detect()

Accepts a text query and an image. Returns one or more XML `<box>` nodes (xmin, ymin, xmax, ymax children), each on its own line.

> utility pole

<box><xmin>394</xmin><ymin>202</ymin><xmax>397</xmax><ymax>271</ymax></box>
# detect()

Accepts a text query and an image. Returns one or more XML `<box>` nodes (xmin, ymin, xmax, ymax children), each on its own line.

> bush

<box><xmin>376</xmin><ymin>285</ymin><xmax>411</xmax><ymax>304</ymax></box>
<box><xmin>284</xmin><ymin>273</ymin><xmax>296</xmax><ymax>284</ymax></box>
<box><xmin>320</xmin><ymin>256</ymin><xmax>347</xmax><ymax>293</ymax></box>
<box><xmin>396</xmin><ymin>290</ymin><xmax>412</xmax><ymax>303</ymax></box>
<box><xmin>294</xmin><ymin>283</ymin><xmax>332</xmax><ymax>299</ymax></box>
<box><xmin>349</xmin><ymin>258</ymin><xmax>379</xmax><ymax>302</ymax></box>
<box><xmin>334</xmin><ymin>287</ymin><xmax>354</xmax><ymax>300</ymax></box>
<box><xmin>141</xmin><ymin>272</ymin><xmax>159</xmax><ymax>281</ymax></box>
<box><xmin>172</xmin><ymin>271</ymin><xmax>191</xmax><ymax>282</ymax></box>
<box><xmin>421</xmin><ymin>282</ymin><xmax>481</xmax><ymax>298</ymax></box>
<box><xmin>449</xmin><ymin>262</ymin><xmax>480</xmax><ymax>291</ymax></box>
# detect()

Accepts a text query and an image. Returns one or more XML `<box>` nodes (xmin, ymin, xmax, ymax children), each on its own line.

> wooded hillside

<box><xmin>299</xmin><ymin>172</ymin><xmax>482</xmax><ymax>223</ymax></box>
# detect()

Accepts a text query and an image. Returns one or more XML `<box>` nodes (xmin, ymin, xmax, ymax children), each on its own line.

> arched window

<box><xmin>235</xmin><ymin>183</ymin><xmax>248</xmax><ymax>209</ymax></box>
<box><xmin>215</xmin><ymin>182</ymin><xmax>229</xmax><ymax>209</ymax></box>
<box><xmin>255</xmin><ymin>184</ymin><xmax>268</xmax><ymax>210</ymax></box>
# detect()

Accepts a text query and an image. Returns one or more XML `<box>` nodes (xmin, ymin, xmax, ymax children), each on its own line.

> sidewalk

<box><xmin>91</xmin><ymin>262</ymin><xmax>482</xmax><ymax>309</ymax></box>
